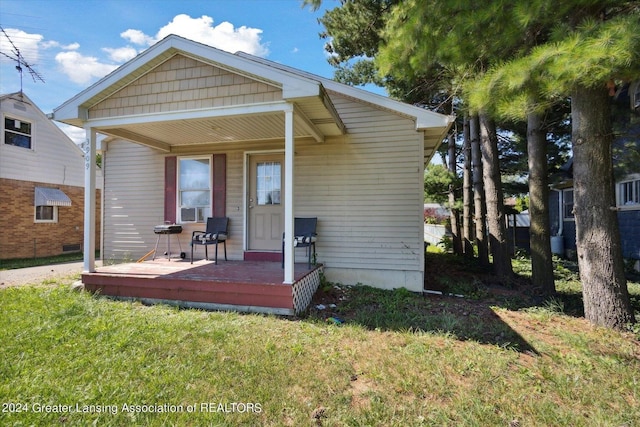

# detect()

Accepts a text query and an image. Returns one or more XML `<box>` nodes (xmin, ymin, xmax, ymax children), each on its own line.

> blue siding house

<box><xmin>549</xmin><ymin>172</ymin><xmax>640</xmax><ymax>264</ymax></box>
<box><xmin>549</xmin><ymin>82</ymin><xmax>640</xmax><ymax>268</ymax></box>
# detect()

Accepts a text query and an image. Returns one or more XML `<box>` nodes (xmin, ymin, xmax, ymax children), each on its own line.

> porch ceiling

<box><xmin>98</xmin><ymin>110</ymin><xmax>325</xmax><ymax>150</ymax></box>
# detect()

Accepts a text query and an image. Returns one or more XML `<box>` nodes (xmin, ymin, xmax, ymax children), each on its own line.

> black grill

<box><xmin>153</xmin><ymin>224</ymin><xmax>184</xmax><ymax>260</ymax></box>
<box><xmin>153</xmin><ymin>224</ymin><xmax>183</xmax><ymax>234</ymax></box>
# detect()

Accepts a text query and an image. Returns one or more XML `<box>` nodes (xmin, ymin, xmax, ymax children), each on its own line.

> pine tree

<box><xmin>377</xmin><ymin>0</ymin><xmax>517</xmax><ymax>280</ymax></box>
<box><xmin>466</xmin><ymin>1</ymin><xmax>639</xmax><ymax>328</ymax></box>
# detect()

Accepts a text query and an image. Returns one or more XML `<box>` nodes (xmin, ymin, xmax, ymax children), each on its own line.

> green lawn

<box><xmin>0</xmin><ymin>253</ymin><xmax>86</xmax><ymax>270</ymax></box>
<box><xmin>1</xmin><ymin>256</ymin><xmax>639</xmax><ymax>426</ymax></box>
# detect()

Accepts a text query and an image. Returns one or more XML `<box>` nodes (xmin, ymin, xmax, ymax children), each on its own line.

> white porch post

<box><xmin>283</xmin><ymin>105</ymin><xmax>295</xmax><ymax>284</ymax></box>
<box><xmin>83</xmin><ymin>128</ymin><xmax>97</xmax><ymax>273</ymax></box>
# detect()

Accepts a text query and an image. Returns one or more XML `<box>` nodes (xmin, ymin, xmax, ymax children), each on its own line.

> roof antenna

<box><xmin>0</xmin><ymin>25</ymin><xmax>45</xmax><ymax>97</ymax></box>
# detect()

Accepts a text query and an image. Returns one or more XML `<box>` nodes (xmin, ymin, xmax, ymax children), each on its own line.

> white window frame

<box><xmin>617</xmin><ymin>174</ymin><xmax>640</xmax><ymax>210</ymax></box>
<box><xmin>562</xmin><ymin>189</ymin><xmax>574</xmax><ymax>221</ymax></box>
<box><xmin>34</xmin><ymin>205</ymin><xmax>58</xmax><ymax>223</ymax></box>
<box><xmin>3</xmin><ymin>114</ymin><xmax>33</xmax><ymax>150</ymax></box>
<box><xmin>177</xmin><ymin>155</ymin><xmax>212</xmax><ymax>223</ymax></box>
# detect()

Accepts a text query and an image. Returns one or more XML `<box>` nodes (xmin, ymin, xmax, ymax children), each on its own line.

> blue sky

<box><xmin>1</xmin><ymin>0</ymin><xmax>371</xmax><ymax>142</ymax></box>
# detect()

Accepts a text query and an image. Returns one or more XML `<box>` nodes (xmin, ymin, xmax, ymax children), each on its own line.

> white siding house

<box><xmin>53</xmin><ymin>35</ymin><xmax>453</xmax><ymax>292</ymax></box>
<box><xmin>1</xmin><ymin>92</ymin><xmax>85</xmax><ymax>188</ymax></box>
<box><xmin>0</xmin><ymin>92</ymin><xmax>101</xmax><ymax>259</ymax></box>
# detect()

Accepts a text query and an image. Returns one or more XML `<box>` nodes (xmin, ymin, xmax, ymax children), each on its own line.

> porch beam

<box><xmin>83</xmin><ymin>128</ymin><xmax>97</xmax><ymax>273</ymax></box>
<box><xmin>104</xmin><ymin>128</ymin><xmax>171</xmax><ymax>152</ymax></box>
<box><xmin>319</xmin><ymin>87</ymin><xmax>346</xmax><ymax>135</ymax></box>
<box><xmin>293</xmin><ymin>107</ymin><xmax>324</xmax><ymax>143</ymax></box>
<box><xmin>85</xmin><ymin>101</ymin><xmax>293</xmax><ymax>129</ymax></box>
<box><xmin>283</xmin><ymin>104</ymin><xmax>295</xmax><ymax>284</ymax></box>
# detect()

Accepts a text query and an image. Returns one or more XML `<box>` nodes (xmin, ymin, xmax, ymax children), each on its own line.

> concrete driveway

<box><xmin>0</xmin><ymin>261</ymin><xmax>101</xmax><ymax>287</ymax></box>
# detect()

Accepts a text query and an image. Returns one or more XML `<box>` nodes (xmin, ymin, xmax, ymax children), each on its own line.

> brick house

<box><xmin>0</xmin><ymin>92</ymin><xmax>101</xmax><ymax>259</ymax></box>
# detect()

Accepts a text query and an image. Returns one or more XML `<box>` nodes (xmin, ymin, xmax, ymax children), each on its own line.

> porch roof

<box><xmin>52</xmin><ymin>35</ymin><xmax>453</xmax><ymax>156</ymax></box>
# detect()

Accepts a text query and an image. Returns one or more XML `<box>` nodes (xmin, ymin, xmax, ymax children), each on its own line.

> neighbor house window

<box><xmin>618</xmin><ymin>179</ymin><xmax>640</xmax><ymax>206</ymax></box>
<box><xmin>563</xmin><ymin>189</ymin><xmax>574</xmax><ymax>219</ymax></box>
<box><xmin>4</xmin><ymin>116</ymin><xmax>32</xmax><ymax>149</ymax></box>
<box><xmin>35</xmin><ymin>206</ymin><xmax>57</xmax><ymax>223</ymax></box>
<box><xmin>178</xmin><ymin>156</ymin><xmax>211</xmax><ymax>223</ymax></box>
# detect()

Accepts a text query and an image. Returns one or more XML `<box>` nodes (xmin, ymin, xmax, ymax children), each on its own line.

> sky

<box><xmin>0</xmin><ymin>0</ymin><xmax>373</xmax><ymax>143</ymax></box>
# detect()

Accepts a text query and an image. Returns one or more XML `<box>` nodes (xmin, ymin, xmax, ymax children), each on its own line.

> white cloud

<box><xmin>62</xmin><ymin>42</ymin><xmax>80</xmax><ymax>50</ymax></box>
<box><xmin>120</xmin><ymin>29</ymin><xmax>154</xmax><ymax>46</ymax></box>
<box><xmin>103</xmin><ymin>46</ymin><xmax>138</xmax><ymax>62</ymax></box>
<box><xmin>123</xmin><ymin>14</ymin><xmax>269</xmax><ymax>57</ymax></box>
<box><xmin>3</xmin><ymin>14</ymin><xmax>270</xmax><ymax>89</ymax></box>
<box><xmin>55</xmin><ymin>51</ymin><xmax>118</xmax><ymax>85</ymax></box>
<box><xmin>0</xmin><ymin>28</ymin><xmax>43</xmax><ymax>64</ymax></box>
<box><xmin>56</xmin><ymin>122</ymin><xmax>86</xmax><ymax>145</ymax></box>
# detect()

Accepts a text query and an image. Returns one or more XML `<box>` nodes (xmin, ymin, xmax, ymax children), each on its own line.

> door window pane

<box><xmin>256</xmin><ymin>162</ymin><xmax>281</xmax><ymax>205</ymax></box>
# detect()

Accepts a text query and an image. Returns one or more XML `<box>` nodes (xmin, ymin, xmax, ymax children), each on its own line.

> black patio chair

<box><xmin>282</xmin><ymin>217</ymin><xmax>317</xmax><ymax>269</ymax></box>
<box><xmin>191</xmin><ymin>217</ymin><xmax>229</xmax><ymax>264</ymax></box>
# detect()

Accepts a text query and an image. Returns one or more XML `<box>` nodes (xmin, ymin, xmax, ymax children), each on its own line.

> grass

<box><xmin>0</xmin><ymin>252</ymin><xmax>97</xmax><ymax>270</ymax></box>
<box><xmin>1</xmin><ymin>255</ymin><xmax>639</xmax><ymax>426</ymax></box>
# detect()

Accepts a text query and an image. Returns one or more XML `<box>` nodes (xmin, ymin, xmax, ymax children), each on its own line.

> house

<box><xmin>549</xmin><ymin>81</ymin><xmax>640</xmax><ymax>266</ymax></box>
<box><xmin>52</xmin><ymin>35</ymin><xmax>453</xmax><ymax>306</ymax></box>
<box><xmin>550</xmin><ymin>171</ymin><xmax>640</xmax><ymax>266</ymax></box>
<box><xmin>0</xmin><ymin>92</ymin><xmax>101</xmax><ymax>260</ymax></box>
<box><xmin>550</xmin><ymin>160</ymin><xmax>640</xmax><ymax>268</ymax></box>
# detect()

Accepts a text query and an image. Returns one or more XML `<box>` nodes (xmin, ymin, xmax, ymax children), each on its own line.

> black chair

<box><xmin>191</xmin><ymin>217</ymin><xmax>229</xmax><ymax>264</ymax></box>
<box><xmin>282</xmin><ymin>217</ymin><xmax>317</xmax><ymax>269</ymax></box>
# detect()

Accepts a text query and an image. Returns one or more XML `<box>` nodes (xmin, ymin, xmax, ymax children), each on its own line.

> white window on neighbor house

<box><xmin>618</xmin><ymin>178</ymin><xmax>640</xmax><ymax>207</ymax></box>
<box><xmin>178</xmin><ymin>156</ymin><xmax>211</xmax><ymax>223</ymax></box>
<box><xmin>3</xmin><ymin>115</ymin><xmax>32</xmax><ymax>149</ymax></box>
<box><xmin>34</xmin><ymin>187</ymin><xmax>70</xmax><ymax>223</ymax></box>
<box><xmin>562</xmin><ymin>189</ymin><xmax>574</xmax><ymax>220</ymax></box>
<box><xmin>35</xmin><ymin>205</ymin><xmax>57</xmax><ymax>223</ymax></box>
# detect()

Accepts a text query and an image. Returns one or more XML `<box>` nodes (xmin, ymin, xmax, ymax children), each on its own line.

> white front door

<box><xmin>248</xmin><ymin>153</ymin><xmax>284</xmax><ymax>251</ymax></box>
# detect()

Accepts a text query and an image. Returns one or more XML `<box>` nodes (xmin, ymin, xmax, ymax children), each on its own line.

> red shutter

<box><xmin>213</xmin><ymin>154</ymin><xmax>226</xmax><ymax>217</ymax></box>
<box><xmin>164</xmin><ymin>156</ymin><xmax>177</xmax><ymax>223</ymax></box>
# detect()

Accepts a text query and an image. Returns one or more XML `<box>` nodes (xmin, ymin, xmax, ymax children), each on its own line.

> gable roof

<box><xmin>53</xmin><ymin>35</ymin><xmax>453</xmax><ymax>151</ymax></box>
<box><xmin>234</xmin><ymin>51</ymin><xmax>454</xmax><ymax>133</ymax></box>
<box><xmin>1</xmin><ymin>92</ymin><xmax>83</xmax><ymax>156</ymax></box>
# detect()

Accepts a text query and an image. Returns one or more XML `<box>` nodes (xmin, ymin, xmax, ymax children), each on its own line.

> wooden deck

<box><xmin>82</xmin><ymin>259</ymin><xmax>323</xmax><ymax>315</ymax></box>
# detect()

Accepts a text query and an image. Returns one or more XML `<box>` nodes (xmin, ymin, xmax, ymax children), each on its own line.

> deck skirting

<box><xmin>81</xmin><ymin>260</ymin><xmax>322</xmax><ymax>315</ymax></box>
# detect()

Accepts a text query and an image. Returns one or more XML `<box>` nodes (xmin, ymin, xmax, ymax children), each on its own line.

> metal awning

<box><xmin>34</xmin><ymin>187</ymin><xmax>71</xmax><ymax>207</ymax></box>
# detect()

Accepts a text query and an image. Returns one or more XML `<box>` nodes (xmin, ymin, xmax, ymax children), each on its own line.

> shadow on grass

<box><xmin>306</xmin><ymin>284</ymin><xmax>539</xmax><ymax>355</ymax></box>
<box><xmin>306</xmin><ymin>252</ymin><xmax>640</xmax><ymax>353</ymax></box>
<box><xmin>546</xmin><ymin>257</ymin><xmax>640</xmax><ymax>318</ymax></box>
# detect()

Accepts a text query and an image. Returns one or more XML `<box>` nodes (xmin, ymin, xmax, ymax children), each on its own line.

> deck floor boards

<box><xmin>81</xmin><ymin>260</ymin><xmax>321</xmax><ymax>315</ymax></box>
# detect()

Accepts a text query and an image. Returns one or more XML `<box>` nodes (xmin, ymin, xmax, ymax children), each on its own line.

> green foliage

<box><xmin>377</xmin><ymin>0</ymin><xmax>548</xmax><ymax>85</ymax></box>
<box><xmin>424</xmin><ymin>164</ymin><xmax>459</xmax><ymax>204</ymax></box>
<box><xmin>437</xmin><ymin>235</ymin><xmax>453</xmax><ymax>253</ymax></box>
<box><xmin>466</xmin><ymin>7</ymin><xmax>640</xmax><ymax>119</ymax></box>
<box><xmin>515</xmin><ymin>195</ymin><xmax>530</xmax><ymax>212</ymax></box>
<box><xmin>318</xmin><ymin>0</ymin><xmax>396</xmax><ymax>66</ymax></box>
<box><xmin>333</xmin><ymin>58</ymin><xmax>384</xmax><ymax>87</ymax></box>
